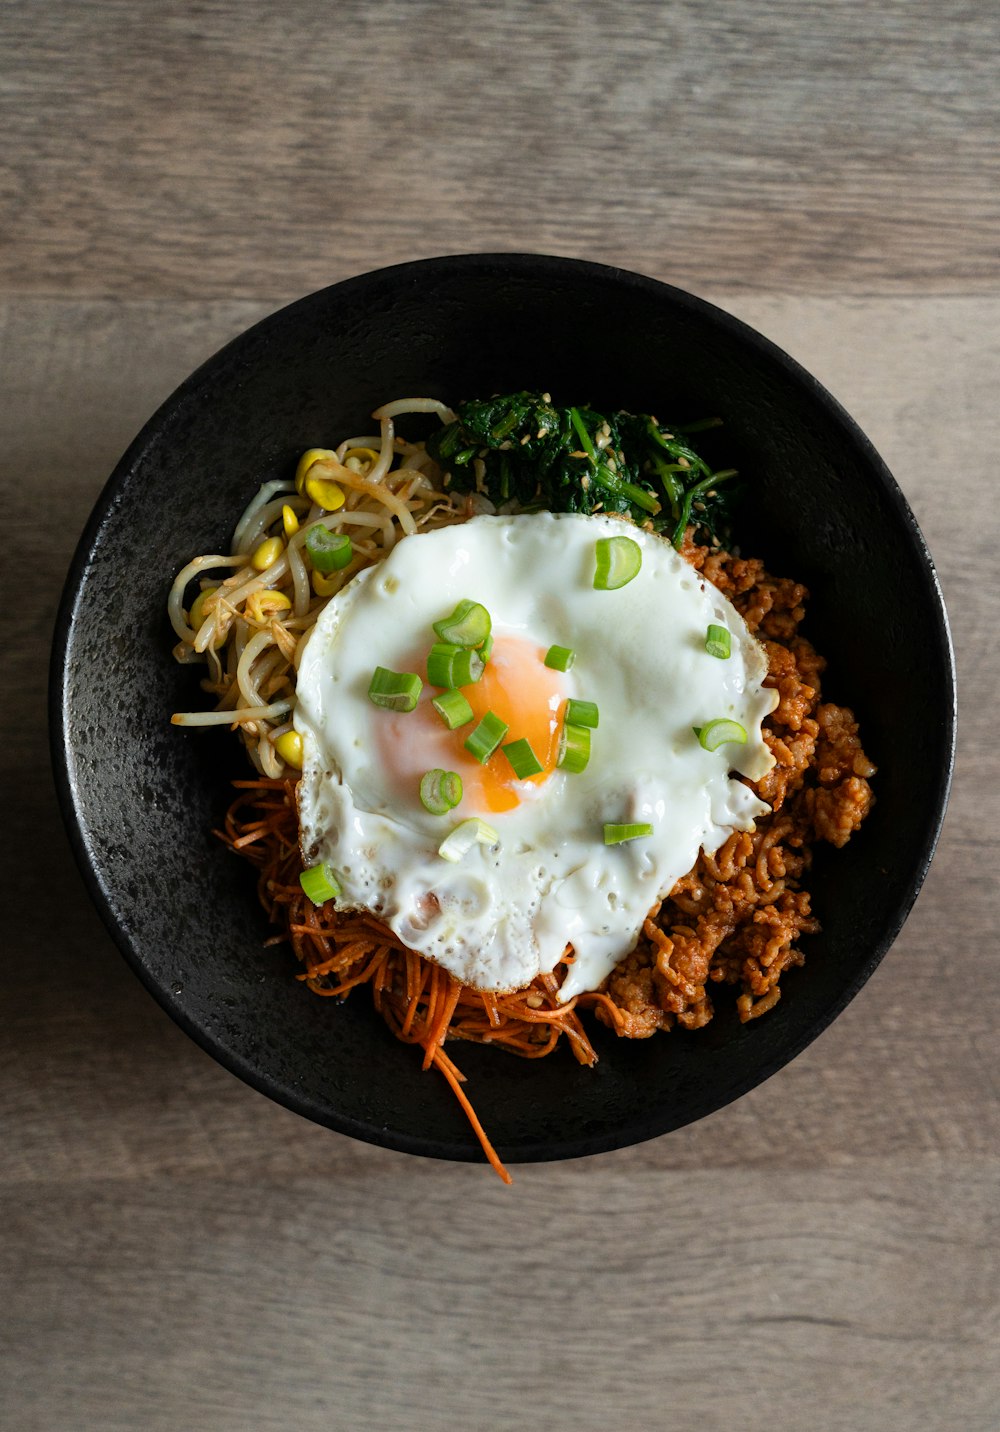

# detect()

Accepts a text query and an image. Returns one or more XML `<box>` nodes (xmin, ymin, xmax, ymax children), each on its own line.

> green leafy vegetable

<box><xmin>426</xmin><ymin>392</ymin><xmax>740</xmax><ymax>547</ymax></box>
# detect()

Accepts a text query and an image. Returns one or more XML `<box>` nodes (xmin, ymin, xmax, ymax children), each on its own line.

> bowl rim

<box><xmin>49</xmin><ymin>252</ymin><xmax>957</xmax><ymax>1164</ymax></box>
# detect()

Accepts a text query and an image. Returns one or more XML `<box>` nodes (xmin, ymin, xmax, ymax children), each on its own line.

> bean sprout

<box><xmin>169</xmin><ymin>400</ymin><xmax>471</xmax><ymax>773</ymax></box>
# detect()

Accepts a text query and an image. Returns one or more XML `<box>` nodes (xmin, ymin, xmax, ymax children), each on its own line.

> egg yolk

<box><xmin>462</xmin><ymin>636</ymin><xmax>566</xmax><ymax>811</ymax></box>
<box><xmin>373</xmin><ymin>634</ymin><xmax>567</xmax><ymax>817</ymax></box>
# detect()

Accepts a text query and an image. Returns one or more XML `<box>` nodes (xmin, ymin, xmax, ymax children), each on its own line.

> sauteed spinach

<box><xmin>426</xmin><ymin>392</ymin><xmax>739</xmax><ymax>547</ymax></box>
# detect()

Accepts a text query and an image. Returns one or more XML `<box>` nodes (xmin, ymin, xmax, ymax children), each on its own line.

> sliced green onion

<box><xmin>304</xmin><ymin>524</ymin><xmax>353</xmax><ymax>573</ymax></box>
<box><xmin>426</xmin><ymin>642</ymin><xmax>484</xmax><ymax>689</ymax></box>
<box><xmin>502</xmin><ymin>737</ymin><xmax>543</xmax><ymax>779</ymax></box>
<box><xmin>419</xmin><ymin>768</ymin><xmax>464</xmax><ymax>816</ymax></box>
<box><xmin>299</xmin><ymin>862</ymin><xmax>342</xmax><ymax>905</ymax></box>
<box><xmin>432</xmin><ymin>599</ymin><xmax>492</xmax><ymax>648</ymax></box>
<box><xmin>565</xmin><ymin>698</ymin><xmax>599</xmax><ymax>729</ymax></box>
<box><xmin>464</xmin><ymin>710</ymin><xmax>509</xmax><ymax>764</ymax></box>
<box><xmin>557</xmin><ymin>722</ymin><xmax>591</xmax><ymax>773</ymax></box>
<box><xmin>705</xmin><ymin>624</ymin><xmax>731</xmax><ymax>659</ymax></box>
<box><xmin>544</xmin><ymin>644</ymin><xmax>575</xmax><ymax>672</ymax></box>
<box><xmin>694</xmin><ymin>718</ymin><xmax>748</xmax><ymax>751</ymax></box>
<box><xmin>438</xmin><ymin>817</ymin><xmax>500</xmax><ymax>863</ymax></box>
<box><xmin>603</xmin><ymin>822</ymin><xmax>654</xmax><ymax>845</ymax></box>
<box><xmin>431</xmin><ymin>689</ymin><xmax>474</xmax><ymax>729</ymax></box>
<box><xmin>594</xmin><ymin>534</ymin><xmax>642</xmax><ymax>590</ymax></box>
<box><xmin>479</xmin><ymin>631</ymin><xmax>494</xmax><ymax>662</ymax></box>
<box><xmin>368</xmin><ymin>666</ymin><xmax>422</xmax><ymax>712</ymax></box>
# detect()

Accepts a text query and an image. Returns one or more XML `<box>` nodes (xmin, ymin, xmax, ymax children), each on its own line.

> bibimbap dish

<box><xmin>51</xmin><ymin>256</ymin><xmax>955</xmax><ymax>1175</ymax></box>
<box><xmin>169</xmin><ymin>390</ymin><xmax>875</xmax><ymax>1180</ymax></box>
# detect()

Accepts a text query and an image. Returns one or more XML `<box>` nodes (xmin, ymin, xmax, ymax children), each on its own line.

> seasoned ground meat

<box><xmin>595</xmin><ymin>537</ymin><xmax>875</xmax><ymax>1033</ymax></box>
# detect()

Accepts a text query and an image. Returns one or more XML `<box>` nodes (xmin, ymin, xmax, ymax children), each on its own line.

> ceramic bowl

<box><xmin>50</xmin><ymin>255</ymin><xmax>955</xmax><ymax>1168</ymax></box>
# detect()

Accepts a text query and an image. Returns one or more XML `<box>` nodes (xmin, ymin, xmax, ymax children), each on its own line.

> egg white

<box><xmin>294</xmin><ymin>512</ymin><xmax>776</xmax><ymax>997</ymax></box>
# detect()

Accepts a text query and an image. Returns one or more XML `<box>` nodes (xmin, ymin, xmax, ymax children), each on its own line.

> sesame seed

<box><xmin>678</xmin><ymin>457</ymin><xmax>690</xmax><ymax>468</ymax></box>
<box><xmin>542</xmin><ymin>392</ymin><xmax>552</xmax><ymax>403</ymax></box>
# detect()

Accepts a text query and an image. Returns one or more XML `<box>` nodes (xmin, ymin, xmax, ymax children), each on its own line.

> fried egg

<box><xmin>294</xmin><ymin>512</ymin><xmax>777</xmax><ymax>998</ymax></box>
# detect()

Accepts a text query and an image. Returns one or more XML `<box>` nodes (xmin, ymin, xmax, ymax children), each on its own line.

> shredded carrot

<box><xmin>428</xmin><ymin>1047</ymin><xmax>513</xmax><ymax>1185</ymax></box>
<box><xmin>218</xmin><ymin>777</ymin><xmax>608</xmax><ymax>1182</ymax></box>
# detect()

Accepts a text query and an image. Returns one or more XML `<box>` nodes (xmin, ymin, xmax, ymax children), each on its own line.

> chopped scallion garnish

<box><xmin>304</xmin><ymin>524</ymin><xmax>353</xmax><ymax>573</ymax></box>
<box><xmin>431</xmin><ymin>689</ymin><xmax>474</xmax><ymax>730</ymax></box>
<box><xmin>432</xmin><ymin>599</ymin><xmax>492</xmax><ymax>648</ymax></box>
<box><xmin>557</xmin><ymin>722</ymin><xmax>591</xmax><ymax>773</ymax></box>
<box><xmin>593</xmin><ymin>534</ymin><xmax>642</xmax><ymax>590</ymax></box>
<box><xmin>299</xmin><ymin>862</ymin><xmax>342</xmax><ymax>905</ymax></box>
<box><xmin>565</xmin><ymin>698</ymin><xmax>599</xmax><ymax>729</ymax></box>
<box><xmin>426</xmin><ymin>642</ymin><xmax>484</xmax><ymax>689</ymax></box>
<box><xmin>603</xmin><ymin>822</ymin><xmax>654</xmax><ymax>845</ymax></box>
<box><xmin>544</xmin><ymin>644</ymin><xmax>575</xmax><ymax>671</ymax></box>
<box><xmin>705</xmin><ymin>624</ymin><xmax>731</xmax><ymax>659</ymax></box>
<box><xmin>464</xmin><ymin>710</ymin><xmax>509</xmax><ymax>764</ymax></box>
<box><xmin>694</xmin><ymin>718</ymin><xmax>747</xmax><ymax>751</ymax></box>
<box><xmin>419</xmin><ymin>768</ymin><xmax>464</xmax><ymax>816</ymax></box>
<box><xmin>502</xmin><ymin>737</ymin><xmax>543</xmax><ymax>779</ymax></box>
<box><xmin>367</xmin><ymin>666</ymin><xmax>422</xmax><ymax>712</ymax></box>
<box><xmin>438</xmin><ymin>817</ymin><xmax>500</xmax><ymax>863</ymax></box>
<box><xmin>479</xmin><ymin>631</ymin><xmax>494</xmax><ymax>662</ymax></box>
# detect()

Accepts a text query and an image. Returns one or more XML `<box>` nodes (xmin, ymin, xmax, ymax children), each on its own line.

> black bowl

<box><xmin>50</xmin><ymin>254</ymin><xmax>955</xmax><ymax>1168</ymax></box>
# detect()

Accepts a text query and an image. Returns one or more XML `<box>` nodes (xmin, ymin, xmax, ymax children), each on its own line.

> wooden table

<box><xmin>4</xmin><ymin>3</ymin><xmax>998</xmax><ymax>1428</ymax></box>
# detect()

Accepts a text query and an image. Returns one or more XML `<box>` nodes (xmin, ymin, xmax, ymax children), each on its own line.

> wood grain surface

<box><xmin>3</xmin><ymin>3</ymin><xmax>999</xmax><ymax>1430</ymax></box>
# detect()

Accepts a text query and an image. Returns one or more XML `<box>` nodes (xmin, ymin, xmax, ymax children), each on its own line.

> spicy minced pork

<box><xmin>597</xmin><ymin>533</ymin><xmax>875</xmax><ymax>1037</ymax></box>
<box><xmin>223</xmin><ymin>532</ymin><xmax>875</xmax><ymax>1064</ymax></box>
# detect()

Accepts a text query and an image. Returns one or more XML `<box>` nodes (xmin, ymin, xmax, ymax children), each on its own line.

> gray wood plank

<box><xmin>6</xmin><ymin>300</ymin><xmax>999</xmax><ymax>1427</ymax></box>
<box><xmin>5</xmin><ymin>294</ymin><xmax>997</xmax><ymax>1192</ymax></box>
<box><xmin>2</xmin><ymin>0</ymin><xmax>997</xmax><ymax>301</ymax></box>
<box><xmin>4</xmin><ymin>0</ymin><xmax>1000</xmax><ymax>1417</ymax></box>
<box><xmin>2</xmin><ymin>1168</ymin><xmax>998</xmax><ymax>1431</ymax></box>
